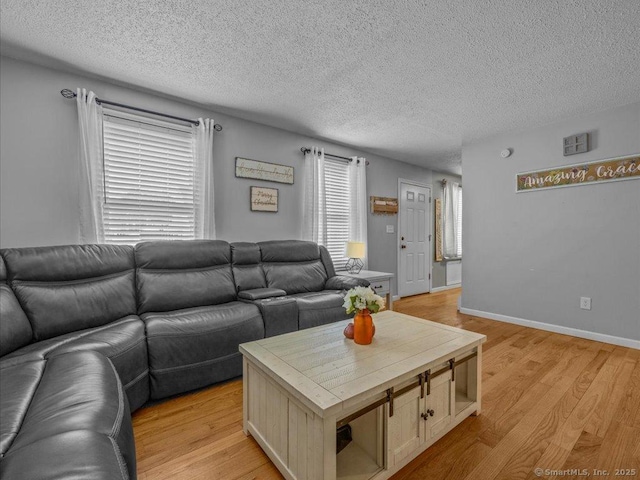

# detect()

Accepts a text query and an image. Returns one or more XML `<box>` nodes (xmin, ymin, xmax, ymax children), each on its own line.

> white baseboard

<box><xmin>431</xmin><ymin>284</ymin><xmax>461</xmax><ymax>293</ymax></box>
<box><xmin>459</xmin><ymin>307</ymin><xmax>640</xmax><ymax>350</ymax></box>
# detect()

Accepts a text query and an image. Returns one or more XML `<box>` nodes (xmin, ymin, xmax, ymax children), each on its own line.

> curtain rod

<box><xmin>300</xmin><ymin>147</ymin><xmax>369</xmax><ymax>165</ymax></box>
<box><xmin>60</xmin><ymin>89</ymin><xmax>222</xmax><ymax>131</ymax></box>
<box><xmin>441</xmin><ymin>178</ymin><xmax>462</xmax><ymax>187</ymax></box>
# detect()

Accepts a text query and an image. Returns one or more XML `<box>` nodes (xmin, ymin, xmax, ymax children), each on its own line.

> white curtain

<box><xmin>443</xmin><ymin>181</ymin><xmax>462</xmax><ymax>259</ymax></box>
<box><xmin>302</xmin><ymin>147</ymin><xmax>327</xmax><ymax>244</ymax></box>
<box><xmin>76</xmin><ymin>88</ymin><xmax>105</xmax><ymax>243</ymax></box>
<box><xmin>349</xmin><ymin>156</ymin><xmax>368</xmax><ymax>267</ymax></box>
<box><xmin>193</xmin><ymin>118</ymin><xmax>216</xmax><ymax>239</ymax></box>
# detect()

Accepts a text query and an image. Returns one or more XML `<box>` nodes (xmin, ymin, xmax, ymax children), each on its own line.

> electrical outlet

<box><xmin>580</xmin><ymin>297</ymin><xmax>591</xmax><ymax>310</ymax></box>
<box><xmin>386</xmin><ymin>225</ymin><xmax>394</xmax><ymax>234</ymax></box>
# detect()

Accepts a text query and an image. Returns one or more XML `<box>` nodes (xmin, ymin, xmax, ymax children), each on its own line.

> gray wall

<box><xmin>461</xmin><ymin>101</ymin><xmax>640</xmax><ymax>342</ymax></box>
<box><xmin>431</xmin><ymin>172</ymin><xmax>462</xmax><ymax>289</ymax></box>
<box><xmin>0</xmin><ymin>55</ymin><xmax>435</xmax><ymax>296</ymax></box>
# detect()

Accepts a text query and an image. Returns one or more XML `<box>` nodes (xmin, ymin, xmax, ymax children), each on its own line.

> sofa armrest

<box><xmin>238</xmin><ymin>288</ymin><xmax>287</xmax><ymax>301</ymax></box>
<box><xmin>239</xmin><ymin>296</ymin><xmax>299</xmax><ymax>337</ymax></box>
<box><xmin>325</xmin><ymin>275</ymin><xmax>370</xmax><ymax>290</ymax></box>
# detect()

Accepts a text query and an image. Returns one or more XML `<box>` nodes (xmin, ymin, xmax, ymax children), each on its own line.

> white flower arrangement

<box><xmin>343</xmin><ymin>286</ymin><xmax>385</xmax><ymax>314</ymax></box>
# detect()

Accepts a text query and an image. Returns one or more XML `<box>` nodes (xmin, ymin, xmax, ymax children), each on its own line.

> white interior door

<box><xmin>398</xmin><ymin>181</ymin><xmax>431</xmax><ymax>297</ymax></box>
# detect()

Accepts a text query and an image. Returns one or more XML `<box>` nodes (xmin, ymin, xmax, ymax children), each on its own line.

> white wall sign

<box><xmin>236</xmin><ymin>157</ymin><xmax>294</xmax><ymax>184</ymax></box>
<box><xmin>250</xmin><ymin>186</ymin><xmax>278</xmax><ymax>212</ymax></box>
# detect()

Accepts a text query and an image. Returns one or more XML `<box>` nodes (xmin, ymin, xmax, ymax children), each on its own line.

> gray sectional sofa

<box><xmin>0</xmin><ymin>239</ymin><xmax>368</xmax><ymax>480</ymax></box>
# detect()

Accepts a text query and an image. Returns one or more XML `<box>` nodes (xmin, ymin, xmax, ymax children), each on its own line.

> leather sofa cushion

<box><xmin>135</xmin><ymin>239</ymin><xmax>230</xmax><ymax>269</ymax></box>
<box><xmin>231</xmin><ymin>242</ymin><xmax>261</xmax><ymax>265</ymax></box>
<box><xmin>319</xmin><ymin>245</ymin><xmax>336</xmax><ymax>278</ymax></box>
<box><xmin>136</xmin><ymin>240</ymin><xmax>236</xmax><ymax>314</ymax></box>
<box><xmin>291</xmin><ymin>291</ymin><xmax>345</xmax><ymax>310</ymax></box>
<box><xmin>12</xmin><ymin>272</ymin><xmax>137</xmax><ymax>342</ymax></box>
<box><xmin>0</xmin><ymin>359</ymin><xmax>44</xmax><ymax>456</ymax></box>
<box><xmin>238</xmin><ymin>288</ymin><xmax>287</xmax><ymax>301</ymax></box>
<box><xmin>249</xmin><ymin>296</ymin><xmax>299</xmax><ymax>338</ymax></box>
<box><xmin>325</xmin><ymin>275</ymin><xmax>370</xmax><ymax>290</ymax></box>
<box><xmin>0</xmin><ymin>284</ymin><xmax>33</xmax><ymax>357</ymax></box>
<box><xmin>0</xmin><ymin>351</ymin><xmax>135</xmax><ymax>479</ymax></box>
<box><xmin>2</xmin><ymin>245</ymin><xmax>136</xmax><ymax>342</ymax></box>
<box><xmin>8</xmin><ymin>352</ymin><xmax>132</xmax><ymax>450</ymax></box>
<box><xmin>1</xmin><ymin>316</ymin><xmax>149</xmax><ymax>412</ymax></box>
<box><xmin>263</xmin><ymin>260</ymin><xmax>328</xmax><ymax>294</ymax></box>
<box><xmin>259</xmin><ymin>240</ymin><xmax>329</xmax><ymax>294</ymax></box>
<box><xmin>233</xmin><ymin>265</ymin><xmax>267</xmax><ymax>292</ymax></box>
<box><xmin>0</xmin><ymin>430</ymin><xmax>131</xmax><ymax>480</ymax></box>
<box><xmin>2</xmin><ymin>244</ymin><xmax>134</xmax><ymax>281</ymax></box>
<box><xmin>231</xmin><ymin>243</ymin><xmax>267</xmax><ymax>291</ymax></box>
<box><xmin>290</xmin><ymin>291</ymin><xmax>351</xmax><ymax>330</ymax></box>
<box><xmin>0</xmin><ymin>255</ymin><xmax>6</xmax><ymax>282</ymax></box>
<box><xmin>259</xmin><ymin>240</ymin><xmax>321</xmax><ymax>262</ymax></box>
<box><xmin>143</xmin><ymin>301</ymin><xmax>264</xmax><ymax>399</ymax></box>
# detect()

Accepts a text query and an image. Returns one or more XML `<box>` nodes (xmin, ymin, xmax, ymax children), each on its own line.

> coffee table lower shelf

<box><xmin>336</xmin><ymin>442</ymin><xmax>384</xmax><ymax>480</ymax></box>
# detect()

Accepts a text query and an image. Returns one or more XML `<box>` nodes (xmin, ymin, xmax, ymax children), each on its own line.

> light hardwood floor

<box><xmin>132</xmin><ymin>288</ymin><xmax>640</xmax><ymax>480</ymax></box>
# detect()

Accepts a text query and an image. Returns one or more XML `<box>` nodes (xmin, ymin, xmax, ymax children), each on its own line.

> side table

<box><xmin>343</xmin><ymin>269</ymin><xmax>394</xmax><ymax>310</ymax></box>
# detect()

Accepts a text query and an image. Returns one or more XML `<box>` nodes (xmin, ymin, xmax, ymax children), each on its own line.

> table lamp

<box><xmin>345</xmin><ymin>241</ymin><xmax>365</xmax><ymax>274</ymax></box>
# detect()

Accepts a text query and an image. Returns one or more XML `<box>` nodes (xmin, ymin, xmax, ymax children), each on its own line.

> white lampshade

<box><xmin>346</xmin><ymin>241</ymin><xmax>366</xmax><ymax>259</ymax></box>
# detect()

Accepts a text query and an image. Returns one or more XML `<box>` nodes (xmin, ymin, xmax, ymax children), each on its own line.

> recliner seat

<box><xmin>135</xmin><ymin>240</ymin><xmax>264</xmax><ymax>399</ymax></box>
<box><xmin>0</xmin><ymin>351</ymin><xmax>136</xmax><ymax>480</ymax></box>
<box><xmin>1</xmin><ymin>245</ymin><xmax>149</xmax><ymax>411</ymax></box>
<box><xmin>232</xmin><ymin>240</ymin><xmax>369</xmax><ymax>332</ymax></box>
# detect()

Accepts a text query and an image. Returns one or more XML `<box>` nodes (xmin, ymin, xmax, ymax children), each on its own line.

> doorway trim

<box><xmin>397</xmin><ymin>178</ymin><xmax>433</xmax><ymax>298</ymax></box>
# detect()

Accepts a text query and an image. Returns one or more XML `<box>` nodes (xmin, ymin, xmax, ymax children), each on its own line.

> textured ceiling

<box><xmin>2</xmin><ymin>1</ymin><xmax>639</xmax><ymax>175</ymax></box>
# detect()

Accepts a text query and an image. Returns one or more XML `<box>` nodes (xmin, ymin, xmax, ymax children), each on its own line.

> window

<box><xmin>303</xmin><ymin>148</ymin><xmax>367</xmax><ymax>270</ymax></box>
<box><xmin>102</xmin><ymin>110</ymin><xmax>197</xmax><ymax>244</ymax></box>
<box><xmin>442</xmin><ymin>181</ymin><xmax>462</xmax><ymax>259</ymax></box>
<box><xmin>456</xmin><ymin>185</ymin><xmax>462</xmax><ymax>258</ymax></box>
<box><xmin>324</xmin><ymin>158</ymin><xmax>351</xmax><ymax>270</ymax></box>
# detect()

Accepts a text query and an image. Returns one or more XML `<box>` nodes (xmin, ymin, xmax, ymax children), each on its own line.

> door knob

<box><xmin>401</xmin><ymin>245</ymin><xmax>406</xmax><ymax>249</ymax></box>
<box><xmin>421</xmin><ymin>412</ymin><xmax>429</xmax><ymax>421</ymax></box>
<box><xmin>427</xmin><ymin>409</ymin><xmax>434</xmax><ymax>417</ymax></box>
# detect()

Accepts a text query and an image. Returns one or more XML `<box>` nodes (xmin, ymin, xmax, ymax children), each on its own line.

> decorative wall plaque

<box><xmin>370</xmin><ymin>196</ymin><xmax>398</xmax><ymax>214</ymax></box>
<box><xmin>236</xmin><ymin>157</ymin><xmax>294</xmax><ymax>184</ymax></box>
<box><xmin>516</xmin><ymin>153</ymin><xmax>639</xmax><ymax>192</ymax></box>
<box><xmin>250</xmin><ymin>186</ymin><xmax>278</xmax><ymax>212</ymax></box>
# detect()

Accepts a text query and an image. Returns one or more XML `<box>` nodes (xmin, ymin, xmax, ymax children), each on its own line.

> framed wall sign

<box><xmin>516</xmin><ymin>153</ymin><xmax>640</xmax><ymax>192</ymax></box>
<box><xmin>250</xmin><ymin>186</ymin><xmax>278</xmax><ymax>212</ymax></box>
<box><xmin>236</xmin><ymin>157</ymin><xmax>294</xmax><ymax>184</ymax></box>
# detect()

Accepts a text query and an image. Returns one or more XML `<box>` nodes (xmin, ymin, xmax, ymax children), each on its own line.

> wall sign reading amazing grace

<box><xmin>516</xmin><ymin>153</ymin><xmax>640</xmax><ymax>192</ymax></box>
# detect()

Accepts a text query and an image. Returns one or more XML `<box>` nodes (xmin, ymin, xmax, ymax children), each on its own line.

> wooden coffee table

<box><xmin>240</xmin><ymin>310</ymin><xmax>486</xmax><ymax>480</ymax></box>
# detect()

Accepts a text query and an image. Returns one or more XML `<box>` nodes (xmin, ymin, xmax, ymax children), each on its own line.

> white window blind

<box><xmin>456</xmin><ymin>185</ymin><xmax>462</xmax><ymax>258</ymax></box>
<box><xmin>102</xmin><ymin>111</ymin><xmax>196</xmax><ymax>244</ymax></box>
<box><xmin>324</xmin><ymin>158</ymin><xmax>351</xmax><ymax>270</ymax></box>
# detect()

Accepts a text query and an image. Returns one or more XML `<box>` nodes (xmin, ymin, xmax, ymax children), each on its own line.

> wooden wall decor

<box><xmin>434</xmin><ymin>198</ymin><xmax>443</xmax><ymax>261</ymax></box>
<box><xmin>250</xmin><ymin>186</ymin><xmax>278</xmax><ymax>212</ymax></box>
<box><xmin>236</xmin><ymin>157</ymin><xmax>294</xmax><ymax>184</ymax></box>
<box><xmin>516</xmin><ymin>153</ymin><xmax>639</xmax><ymax>192</ymax></box>
<box><xmin>370</xmin><ymin>196</ymin><xmax>398</xmax><ymax>215</ymax></box>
